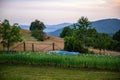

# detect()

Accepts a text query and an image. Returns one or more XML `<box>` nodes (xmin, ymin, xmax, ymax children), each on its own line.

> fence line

<box><xmin>10</xmin><ymin>42</ymin><xmax>63</xmax><ymax>52</ymax></box>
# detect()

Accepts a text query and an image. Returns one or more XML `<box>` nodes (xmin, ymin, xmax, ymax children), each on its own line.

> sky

<box><xmin>0</xmin><ymin>0</ymin><xmax>120</xmax><ymax>25</ymax></box>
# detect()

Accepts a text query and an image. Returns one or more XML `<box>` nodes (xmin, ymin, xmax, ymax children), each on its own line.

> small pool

<box><xmin>48</xmin><ymin>50</ymin><xmax>79</xmax><ymax>55</ymax></box>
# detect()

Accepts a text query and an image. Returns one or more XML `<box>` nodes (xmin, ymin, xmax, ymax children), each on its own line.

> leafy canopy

<box><xmin>30</xmin><ymin>19</ymin><xmax>46</xmax><ymax>41</ymax></box>
<box><xmin>0</xmin><ymin>19</ymin><xmax>22</xmax><ymax>51</ymax></box>
<box><xmin>60</xmin><ymin>26</ymin><xmax>73</xmax><ymax>38</ymax></box>
<box><xmin>113</xmin><ymin>30</ymin><xmax>120</xmax><ymax>42</ymax></box>
<box><xmin>30</xmin><ymin>19</ymin><xmax>46</xmax><ymax>31</ymax></box>
<box><xmin>63</xmin><ymin>16</ymin><xmax>92</xmax><ymax>53</ymax></box>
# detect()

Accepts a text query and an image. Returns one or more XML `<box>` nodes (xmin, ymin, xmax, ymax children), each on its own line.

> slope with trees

<box><xmin>61</xmin><ymin>16</ymin><xmax>117</xmax><ymax>53</ymax></box>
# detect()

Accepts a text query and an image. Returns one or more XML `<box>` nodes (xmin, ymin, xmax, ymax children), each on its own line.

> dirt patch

<box><xmin>89</xmin><ymin>47</ymin><xmax>120</xmax><ymax>56</ymax></box>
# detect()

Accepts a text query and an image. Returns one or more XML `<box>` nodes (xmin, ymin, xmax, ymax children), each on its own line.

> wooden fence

<box><xmin>7</xmin><ymin>42</ymin><xmax>63</xmax><ymax>52</ymax></box>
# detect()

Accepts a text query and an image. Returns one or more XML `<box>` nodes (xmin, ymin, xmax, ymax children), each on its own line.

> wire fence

<box><xmin>5</xmin><ymin>42</ymin><xmax>64</xmax><ymax>52</ymax></box>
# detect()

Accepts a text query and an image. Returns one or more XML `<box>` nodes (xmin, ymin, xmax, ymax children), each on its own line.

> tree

<box><xmin>85</xmin><ymin>28</ymin><xmax>98</xmax><ymax>47</ymax></box>
<box><xmin>60</xmin><ymin>26</ymin><xmax>73</xmax><ymax>38</ymax></box>
<box><xmin>31</xmin><ymin>30</ymin><xmax>45</xmax><ymax>41</ymax></box>
<box><xmin>108</xmin><ymin>40</ymin><xmax>120</xmax><ymax>52</ymax></box>
<box><xmin>64</xmin><ymin>36</ymin><xmax>88</xmax><ymax>53</ymax></box>
<box><xmin>78</xmin><ymin>16</ymin><xmax>91</xmax><ymax>30</ymax></box>
<box><xmin>113</xmin><ymin>30</ymin><xmax>120</xmax><ymax>42</ymax></box>
<box><xmin>30</xmin><ymin>19</ymin><xmax>46</xmax><ymax>41</ymax></box>
<box><xmin>77</xmin><ymin>16</ymin><xmax>91</xmax><ymax>45</ymax></box>
<box><xmin>93</xmin><ymin>33</ymin><xmax>111</xmax><ymax>54</ymax></box>
<box><xmin>0</xmin><ymin>19</ymin><xmax>22</xmax><ymax>51</ymax></box>
<box><xmin>64</xmin><ymin>16</ymin><xmax>91</xmax><ymax>53</ymax></box>
<box><xmin>30</xmin><ymin>19</ymin><xmax>46</xmax><ymax>31</ymax></box>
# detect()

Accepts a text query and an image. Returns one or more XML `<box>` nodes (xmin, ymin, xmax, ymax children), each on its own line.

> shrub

<box><xmin>64</xmin><ymin>36</ymin><xmax>88</xmax><ymax>53</ymax></box>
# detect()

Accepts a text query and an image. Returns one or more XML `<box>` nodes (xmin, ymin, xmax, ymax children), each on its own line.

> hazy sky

<box><xmin>0</xmin><ymin>0</ymin><xmax>120</xmax><ymax>25</ymax></box>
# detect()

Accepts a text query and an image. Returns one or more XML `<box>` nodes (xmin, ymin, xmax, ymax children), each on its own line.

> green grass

<box><xmin>0</xmin><ymin>64</ymin><xmax>120</xmax><ymax>80</ymax></box>
<box><xmin>0</xmin><ymin>52</ymin><xmax>120</xmax><ymax>71</ymax></box>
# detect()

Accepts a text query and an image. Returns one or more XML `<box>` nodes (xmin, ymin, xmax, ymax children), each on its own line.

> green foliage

<box><xmin>108</xmin><ymin>40</ymin><xmax>120</xmax><ymax>51</ymax></box>
<box><xmin>78</xmin><ymin>16</ymin><xmax>91</xmax><ymax>30</ymax></box>
<box><xmin>64</xmin><ymin>17</ymin><xmax>92</xmax><ymax>53</ymax></box>
<box><xmin>60</xmin><ymin>26</ymin><xmax>73</xmax><ymax>38</ymax></box>
<box><xmin>0</xmin><ymin>19</ymin><xmax>22</xmax><ymax>51</ymax></box>
<box><xmin>64</xmin><ymin>36</ymin><xmax>88</xmax><ymax>53</ymax></box>
<box><xmin>30</xmin><ymin>19</ymin><xmax>46</xmax><ymax>41</ymax></box>
<box><xmin>62</xmin><ymin>17</ymin><xmax>119</xmax><ymax>53</ymax></box>
<box><xmin>93</xmin><ymin>33</ymin><xmax>111</xmax><ymax>52</ymax></box>
<box><xmin>0</xmin><ymin>52</ymin><xmax>120</xmax><ymax>71</ymax></box>
<box><xmin>31</xmin><ymin>30</ymin><xmax>45</xmax><ymax>41</ymax></box>
<box><xmin>113</xmin><ymin>29</ymin><xmax>120</xmax><ymax>42</ymax></box>
<box><xmin>30</xmin><ymin>19</ymin><xmax>45</xmax><ymax>31</ymax></box>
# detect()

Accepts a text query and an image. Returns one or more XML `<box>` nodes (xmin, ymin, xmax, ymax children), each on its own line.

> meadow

<box><xmin>0</xmin><ymin>52</ymin><xmax>120</xmax><ymax>71</ymax></box>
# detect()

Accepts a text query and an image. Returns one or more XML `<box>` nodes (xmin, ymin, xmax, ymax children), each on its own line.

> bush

<box><xmin>31</xmin><ymin>30</ymin><xmax>45</xmax><ymax>41</ymax></box>
<box><xmin>60</xmin><ymin>26</ymin><xmax>73</xmax><ymax>38</ymax></box>
<box><xmin>108</xmin><ymin>40</ymin><xmax>120</xmax><ymax>51</ymax></box>
<box><xmin>64</xmin><ymin>36</ymin><xmax>88</xmax><ymax>53</ymax></box>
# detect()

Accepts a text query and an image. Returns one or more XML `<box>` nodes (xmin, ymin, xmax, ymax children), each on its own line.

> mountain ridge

<box><xmin>19</xmin><ymin>18</ymin><xmax>120</xmax><ymax>37</ymax></box>
<box><xmin>47</xmin><ymin>18</ymin><xmax>120</xmax><ymax>37</ymax></box>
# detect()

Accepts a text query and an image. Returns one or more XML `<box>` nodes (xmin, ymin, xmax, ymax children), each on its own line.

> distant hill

<box><xmin>44</xmin><ymin>23</ymin><xmax>72</xmax><ymax>33</ymax></box>
<box><xmin>20</xmin><ymin>25</ymin><xmax>30</xmax><ymax>30</ymax></box>
<box><xmin>92</xmin><ymin>19</ymin><xmax>120</xmax><ymax>35</ymax></box>
<box><xmin>19</xmin><ymin>23</ymin><xmax>72</xmax><ymax>33</ymax></box>
<box><xmin>47</xmin><ymin>19</ymin><xmax>120</xmax><ymax>37</ymax></box>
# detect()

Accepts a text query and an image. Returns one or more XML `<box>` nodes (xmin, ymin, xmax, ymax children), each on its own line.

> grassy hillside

<box><xmin>0</xmin><ymin>29</ymin><xmax>64</xmax><ymax>51</ymax></box>
<box><xmin>20</xmin><ymin>29</ymin><xmax>38</xmax><ymax>42</ymax></box>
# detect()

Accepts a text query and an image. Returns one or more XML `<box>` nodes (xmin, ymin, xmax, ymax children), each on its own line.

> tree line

<box><xmin>0</xmin><ymin>19</ymin><xmax>46</xmax><ymax>51</ymax></box>
<box><xmin>60</xmin><ymin>16</ymin><xmax>120</xmax><ymax>53</ymax></box>
<box><xmin>0</xmin><ymin>18</ymin><xmax>120</xmax><ymax>53</ymax></box>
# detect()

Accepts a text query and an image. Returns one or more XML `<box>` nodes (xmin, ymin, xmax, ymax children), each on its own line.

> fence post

<box><xmin>52</xmin><ymin>43</ymin><xmax>55</xmax><ymax>50</ymax></box>
<box><xmin>32</xmin><ymin>43</ymin><xmax>34</xmax><ymax>52</ymax></box>
<box><xmin>23</xmin><ymin>42</ymin><xmax>26</xmax><ymax>51</ymax></box>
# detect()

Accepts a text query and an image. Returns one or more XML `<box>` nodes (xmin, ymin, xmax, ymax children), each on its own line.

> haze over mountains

<box><xmin>20</xmin><ymin>18</ymin><xmax>120</xmax><ymax>37</ymax></box>
<box><xmin>44</xmin><ymin>23</ymin><xmax>72</xmax><ymax>33</ymax></box>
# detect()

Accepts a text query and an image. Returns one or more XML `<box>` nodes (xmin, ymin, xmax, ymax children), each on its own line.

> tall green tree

<box><xmin>64</xmin><ymin>16</ymin><xmax>91</xmax><ymax>53</ymax></box>
<box><xmin>30</xmin><ymin>19</ymin><xmax>46</xmax><ymax>41</ymax></box>
<box><xmin>0</xmin><ymin>19</ymin><xmax>22</xmax><ymax>51</ymax></box>
<box><xmin>93</xmin><ymin>33</ymin><xmax>111</xmax><ymax>53</ymax></box>
<box><xmin>78</xmin><ymin>16</ymin><xmax>91</xmax><ymax>30</ymax></box>
<box><xmin>77</xmin><ymin>16</ymin><xmax>91</xmax><ymax>44</ymax></box>
<box><xmin>30</xmin><ymin>19</ymin><xmax>46</xmax><ymax>31</ymax></box>
<box><xmin>60</xmin><ymin>26</ymin><xmax>73</xmax><ymax>38</ymax></box>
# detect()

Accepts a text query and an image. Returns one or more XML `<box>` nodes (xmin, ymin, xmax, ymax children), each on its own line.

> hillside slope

<box><xmin>47</xmin><ymin>19</ymin><xmax>120</xmax><ymax>37</ymax></box>
<box><xmin>92</xmin><ymin>19</ymin><xmax>120</xmax><ymax>35</ymax></box>
<box><xmin>20</xmin><ymin>29</ymin><xmax>38</xmax><ymax>42</ymax></box>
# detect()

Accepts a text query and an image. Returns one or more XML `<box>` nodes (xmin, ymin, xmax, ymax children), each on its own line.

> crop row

<box><xmin>0</xmin><ymin>52</ymin><xmax>120</xmax><ymax>71</ymax></box>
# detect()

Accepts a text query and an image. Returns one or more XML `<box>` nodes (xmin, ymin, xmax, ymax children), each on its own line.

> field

<box><xmin>0</xmin><ymin>52</ymin><xmax>120</xmax><ymax>71</ymax></box>
<box><xmin>0</xmin><ymin>64</ymin><xmax>120</xmax><ymax>80</ymax></box>
<box><xmin>0</xmin><ymin>29</ymin><xmax>120</xmax><ymax>80</ymax></box>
